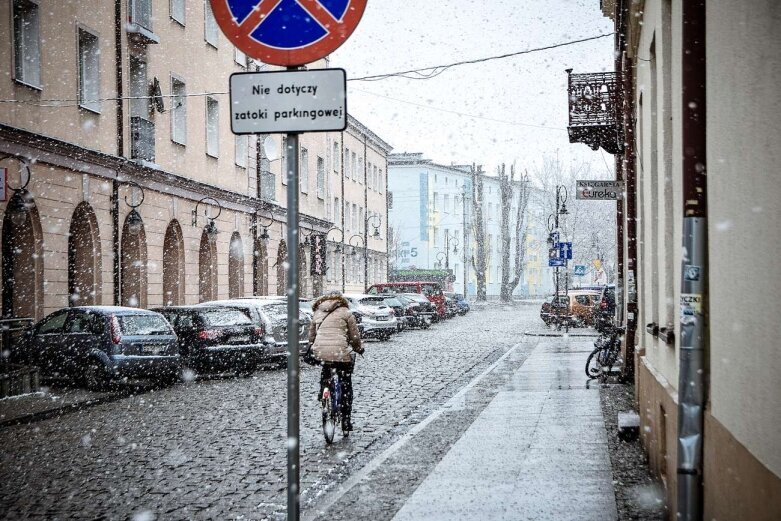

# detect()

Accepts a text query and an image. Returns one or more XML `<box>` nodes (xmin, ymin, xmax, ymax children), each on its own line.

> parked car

<box><xmin>593</xmin><ymin>285</ymin><xmax>616</xmax><ymax>333</ymax></box>
<box><xmin>382</xmin><ymin>296</ymin><xmax>408</xmax><ymax>332</ymax></box>
<box><xmin>203</xmin><ymin>299</ymin><xmax>311</xmax><ymax>366</ymax></box>
<box><xmin>540</xmin><ymin>290</ymin><xmax>602</xmax><ymax>327</ymax></box>
<box><xmin>343</xmin><ymin>294</ymin><xmax>398</xmax><ymax>341</ymax></box>
<box><xmin>398</xmin><ymin>293</ymin><xmax>437</xmax><ymax>328</ymax></box>
<box><xmin>22</xmin><ymin>306</ymin><xmax>180</xmax><ymax>390</ymax></box>
<box><xmin>443</xmin><ymin>296</ymin><xmax>459</xmax><ymax>319</ymax></box>
<box><xmin>366</xmin><ymin>281</ymin><xmax>446</xmax><ymax>318</ymax></box>
<box><xmin>153</xmin><ymin>306</ymin><xmax>264</xmax><ymax>374</ymax></box>
<box><xmin>445</xmin><ymin>293</ymin><xmax>470</xmax><ymax>315</ymax></box>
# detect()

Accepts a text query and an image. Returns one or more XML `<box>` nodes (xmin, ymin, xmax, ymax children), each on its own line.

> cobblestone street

<box><xmin>1</xmin><ymin>304</ymin><xmax>538</xmax><ymax>520</ymax></box>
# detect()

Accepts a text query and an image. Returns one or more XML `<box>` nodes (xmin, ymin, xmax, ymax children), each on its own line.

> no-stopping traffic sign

<box><xmin>210</xmin><ymin>0</ymin><xmax>368</xmax><ymax>66</ymax></box>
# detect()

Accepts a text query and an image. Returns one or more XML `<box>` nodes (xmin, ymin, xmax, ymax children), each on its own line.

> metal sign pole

<box><xmin>285</xmin><ymin>117</ymin><xmax>301</xmax><ymax>520</ymax></box>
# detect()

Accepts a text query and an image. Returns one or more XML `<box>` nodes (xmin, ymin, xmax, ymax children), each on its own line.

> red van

<box><xmin>367</xmin><ymin>282</ymin><xmax>446</xmax><ymax>317</ymax></box>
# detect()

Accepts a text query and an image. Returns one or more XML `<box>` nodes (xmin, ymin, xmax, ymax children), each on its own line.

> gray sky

<box><xmin>330</xmin><ymin>0</ymin><xmax>615</xmax><ymax>180</ymax></box>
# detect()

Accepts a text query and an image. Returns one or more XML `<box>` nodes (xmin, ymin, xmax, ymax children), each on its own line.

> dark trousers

<box><xmin>320</xmin><ymin>361</ymin><xmax>354</xmax><ymax>420</ymax></box>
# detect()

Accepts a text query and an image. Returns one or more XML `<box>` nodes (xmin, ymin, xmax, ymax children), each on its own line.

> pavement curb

<box><xmin>0</xmin><ymin>391</ymin><xmax>125</xmax><ymax>429</ymax></box>
<box><xmin>524</xmin><ymin>331</ymin><xmax>599</xmax><ymax>338</ymax></box>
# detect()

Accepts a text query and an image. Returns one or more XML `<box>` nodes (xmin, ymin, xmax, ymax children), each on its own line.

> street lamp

<box><xmin>435</xmin><ymin>251</ymin><xmax>446</xmax><ymax>269</ymax></box>
<box><xmin>546</xmin><ymin>184</ymin><xmax>570</xmax><ymax>331</ymax></box>
<box><xmin>4</xmin><ymin>157</ymin><xmax>33</xmax><ymax>227</ymax></box>
<box><xmin>444</xmin><ymin>232</ymin><xmax>460</xmax><ymax>270</ymax></box>
<box><xmin>123</xmin><ymin>181</ymin><xmax>145</xmax><ymax>236</ymax></box>
<box><xmin>192</xmin><ymin>196</ymin><xmax>222</xmax><ymax>238</ymax></box>
<box><xmin>368</xmin><ymin>214</ymin><xmax>382</xmax><ymax>239</ymax></box>
<box><xmin>251</xmin><ymin>210</ymin><xmax>274</xmax><ymax>245</ymax></box>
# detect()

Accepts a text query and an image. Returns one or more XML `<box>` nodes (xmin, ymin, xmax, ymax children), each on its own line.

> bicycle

<box><xmin>320</xmin><ymin>352</ymin><xmax>357</xmax><ymax>444</ymax></box>
<box><xmin>585</xmin><ymin>325</ymin><xmax>624</xmax><ymax>381</ymax></box>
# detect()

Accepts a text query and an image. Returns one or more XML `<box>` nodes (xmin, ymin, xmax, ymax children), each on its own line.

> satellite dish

<box><xmin>263</xmin><ymin>136</ymin><xmax>279</xmax><ymax>161</ymax></box>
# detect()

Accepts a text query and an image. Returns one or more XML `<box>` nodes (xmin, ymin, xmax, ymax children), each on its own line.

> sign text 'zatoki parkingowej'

<box><xmin>230</xmin><ymin>69</ymin><xmax>347</xmax><ymax>134</ymax></box>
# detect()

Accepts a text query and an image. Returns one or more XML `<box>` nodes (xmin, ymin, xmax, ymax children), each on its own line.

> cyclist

<box><xmin>309</xmin><ymin>291</ymin><xmax>363</xmax><ymax>432</ymax></box>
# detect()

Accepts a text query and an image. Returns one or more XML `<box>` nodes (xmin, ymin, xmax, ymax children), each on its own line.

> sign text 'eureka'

<box><xmin>230</xmin><ymin>69</ymin><xmax>347</xmax><ymax>134</ymax></box>
<box><xmin>576</xmin><ymin>180</ymin><xmax>625</xmax><ymax>201</ymax></box>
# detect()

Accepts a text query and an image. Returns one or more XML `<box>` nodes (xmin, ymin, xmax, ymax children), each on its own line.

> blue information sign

<box><xmin>559</xmin><ymin>242</ymin><xmax>573</xmax><ymax>260</ymax></box>
<box><xmin>549</xmin><ymin>258</ymin><xmax>566</xmax><ymax>267</ymax></box>
<box><xmin>573</xmin><ymin>264</ymin><xmax>587</xmax><ymax>276</ymax></box>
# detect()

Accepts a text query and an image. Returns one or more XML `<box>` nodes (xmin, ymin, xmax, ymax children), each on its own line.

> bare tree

<box><xmin>470</xmin><ymin>165</ymin><xmax>487</xmax><ymax>301</ymax></box>
<box><xmin>500</xmin><ymin>165</ymin><xmax>531</xmax><ymax>302</ymax></box>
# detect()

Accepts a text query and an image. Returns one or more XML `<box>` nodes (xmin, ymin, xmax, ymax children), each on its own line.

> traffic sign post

<box><xmin>210</xmin><ymin>2</ymin><xmax>367</xmax><ymax>519</ymax></box>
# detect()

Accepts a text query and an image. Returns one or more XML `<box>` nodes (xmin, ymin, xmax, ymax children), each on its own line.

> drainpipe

<box><xmin>677</xmin><ymin>1</ymin><xmax>707</xmax><ymax>519</ymax></box>
<box><xmin>113</xmin><ymin>0</ymin><xmax>124</xmax><ymax>306</ymax></box>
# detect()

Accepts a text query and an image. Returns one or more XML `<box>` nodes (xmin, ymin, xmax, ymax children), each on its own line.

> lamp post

<box><xmin>547</xmin><ymin>185</ymin><xmax>569</xmax><ymax>330</ymax></box>
<box><xmin>326</xmin><ymin>226</ymin><xmax>345</xmax><ymax>292</ymax></box>
<box><xmin>364</xmin><ymin>214</ymin><xmax>382</xmax><ymax>289</ymax></box>
<box><xmin>435</xmin><ymin>251</ymin><xmax>446</xmax><ymax>269</ymax></box>
<box><xmin>251</xmin><ymin>210</ymin><xmax>274</xmax><ymax>295</ymax></box>
<box><xmin>349</xmin><ymin>234</ymin><xmax>367</xmax><ymax>291</ymax></box>
<box><xmin>444</xmin><ymin>232</ymin><xmax>460</xmax><ymax>270</ymax></box>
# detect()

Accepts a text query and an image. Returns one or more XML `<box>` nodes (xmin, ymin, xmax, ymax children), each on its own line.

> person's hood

<box><xmin>312</xmin><ymin>294</ymin><xmax>349</xmax><ymax>313</ymax></box>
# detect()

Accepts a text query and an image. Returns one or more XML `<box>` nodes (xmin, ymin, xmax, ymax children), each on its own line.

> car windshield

<box><xmin>383</xmin><ymin>298</ymin><xmax>402</xmax><ymax>307</ymax></box>
<box><xmin>118</xmin><ymin>314</ymin><xmax>172</xmax><ymax>335</ymax></box>
<box><xmin>359</xmin><ymin>298</ymin><xmax>386</xmax><ymax>307</ymax></box>
<box><xmin>200</xmin><ymin>309</ymin><xmax>253</xmax><ymax>327</ymax></box>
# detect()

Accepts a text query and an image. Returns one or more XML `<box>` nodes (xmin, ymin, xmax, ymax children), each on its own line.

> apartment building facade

<box><xmin>388</xmin><ymin>153</ymin><xmax>546</xmax><ymax>298</ymax></box>
<box><xmin>600</xmin><ymin>1</ymin><xmax>781</xmax><ymax>518</ymax></box>
<box><xmin>0</xmin><ymin>0</ymin><xmax>389</xmax><ymax>325</ymax></box>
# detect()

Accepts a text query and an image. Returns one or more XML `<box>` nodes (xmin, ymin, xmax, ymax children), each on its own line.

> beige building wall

<box><xmin>622</xmin><ymin>0</ymin><xmax>781</xmax><ymax>518</ymax></box>
<box><xmin>705</xmin><ymin>2</ymin><xmax>781</xmax><ymax>518</ymax></box>
<box><xmin>0</xmin><ymin>3</ymin><xmax>390</xmax><ymax>319</ymax></box>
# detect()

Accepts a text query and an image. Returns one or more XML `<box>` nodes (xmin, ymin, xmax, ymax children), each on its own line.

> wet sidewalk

<box><xmin>392</xmin><ymin>339</ymin><xmax>617</xmax><ymax>521</ymax></box>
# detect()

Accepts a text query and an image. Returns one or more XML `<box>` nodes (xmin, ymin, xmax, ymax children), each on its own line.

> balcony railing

<box><xmin>566</xmin><ymin>70</ymin><xmax>622</xmax><ymax>154</ymax></box>
<box><xmin>131</xmin><ymin>116</ymin><xmax>155</xmax><ymax>163</ymax></box>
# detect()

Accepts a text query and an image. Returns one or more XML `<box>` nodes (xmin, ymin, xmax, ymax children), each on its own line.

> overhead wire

<box><xmin>0</xmin><ymin>33</ymin><xmax>613</xmax><ymax>107</ymax></box>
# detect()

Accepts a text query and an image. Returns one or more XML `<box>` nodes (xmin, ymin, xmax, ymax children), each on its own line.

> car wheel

<box><xmin>83</xmin><ymin>361</ymin><xmax>110</xmax><ymax>392</ymax></box>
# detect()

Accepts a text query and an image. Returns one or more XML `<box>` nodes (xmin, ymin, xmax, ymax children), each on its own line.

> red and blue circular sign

<box><xmin>210</xmin><ymin>0</ymin><xmax>367</xmax><ymax>66</ymax></box>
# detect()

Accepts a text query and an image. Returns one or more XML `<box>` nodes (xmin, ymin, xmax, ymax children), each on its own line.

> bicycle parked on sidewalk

<box><xmin>585</xmin><ymin>324</ymin><xmax>625</xmax><ymax>381</ymax></box>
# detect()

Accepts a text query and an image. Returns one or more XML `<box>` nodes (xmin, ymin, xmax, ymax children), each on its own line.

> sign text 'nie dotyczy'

<box><xmin>576</xmin><ymin>180</ymin><xmax>625</xmax><ymax>200</ymax></box>
<box><xmin>230</xmin><ymin>69</ymin><xmax>347</xmax><ymax>134</ymax></box>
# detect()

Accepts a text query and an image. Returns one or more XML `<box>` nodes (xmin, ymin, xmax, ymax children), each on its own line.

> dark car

<box><xmin>593</xmin><ymin>285</ymin><xmax>616</xmax><ymax>333</ymax></box>
<box><xmin>399</xmin><ymin>293</ymin><xmax>437</xmax><ymax>328</ymax></box>
<box><xmin>540</xmin><ymin>295</ymin><xmax>570</xmax><ymax>326</ymax></box>
<box><xmin>23</xmin><ymin>306</ymin><xmax>180</xmax><ymax>390</ymax></box>
<box><xmin>153</xmin><ymin>306</ymin><xmax>264</xmax><ymax>374</ymax></box>
<box><xmin>203</xmin><ymin>299</ymin><xmax>311</xmax><ymax>366</ymax></box>
<box><xmin>383</xmin><ymin>296</ymin><xmax>408</xmax><ymax>332</ymax></box>
<box><xmin>445</xmin><ymin>293</ymin><xmax>470</xmax><ymax>315</ymax></box>
<box><xmin>443</xmin><ymin>296</ymin><xmax>459</xmax><ymax>319</ymax></box>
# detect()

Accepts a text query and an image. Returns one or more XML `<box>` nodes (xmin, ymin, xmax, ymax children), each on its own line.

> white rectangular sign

<box><xmin>576</xmin><ymin>180</ymin><xmax>625</xmax><ymax>200</ymax></box>
<box><xmin>230</xmin><ymin>69</ymin><xmax>347</xmax><ymax>134</ymax></box>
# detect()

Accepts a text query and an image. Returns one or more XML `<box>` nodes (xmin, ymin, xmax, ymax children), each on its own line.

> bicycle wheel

<box><xmin>585</xmin><ymin>348</ymin><xmax>602</xmax><ymax>379</ymax></box>
<box><xmin>322</xmin><ymin>388</ymin><xmax>336</xmax><ymax>444</ymax></box>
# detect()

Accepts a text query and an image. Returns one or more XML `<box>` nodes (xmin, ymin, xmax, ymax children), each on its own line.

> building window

<box><xmin>317</xmin><ymin>156</ymin><xmax>326</xmax><ymax>199</ymax></box>
<box><xmin>357</xmin><ymin>157</ymin><xmax>364</xmax><ymax>183</ymax></box>
<box><xmin>378</xmin><ymin>169</ymin><xmax>384</xmax><ymax>192</ymax></box>
<box><xmin>351</xmin><ymin>151</ymin><xmax>357</xmax><ymax>180</ymax></box>
<box><xmin>235</xmin><ymin>135</ymin><xmax>248</xmax><ymax>167</ymax></box>
<box><xmin>344</xmin><ymin>147</ymin><xmax>351</xmax><ymax>179</ymax></box>
<box><xmin>345</xmin><ymin>204</ymin><xmax>351</xmax><ymax>233</ymax></box>
<box><xmin>300</xmin><ymin>147</ymin><xmax>309</xmax><ymax>193</ymax></box>
<box><xmin>432</xmin><ymin>192</ymin><xmax>438</xmax><ymax>211</ymax></box>
<box><xmin>170</xmin><ymin>77</ymin><xmax>186</xmax><ymax>145</ymax></box>
<box><xmin>334</xmin><ymin>198</ymin><xmax>340</xmax><ymax>224</ymax></box>
<box><xmin>443</xmin><ymin>194</ymin><xmax>450</xmax><ymax>213</ymax></box>
<box><xmin>13</xmin><ymin>0</ymin><xmax>41</xmax><ymax>89</ymax></box>
<box><xmin>359</xmin><ymin>208</ymin><xmax>364</xmax><ymax>234</ymax></box>
<box><xmin>352</xmin><ymin>203</ymin><xmax>358</xmax><ymax>232</ymax></box>
<box><xmin>333</xmin><ymin>142</ymin><xmax>340</xmax><ymax>172</ymax></box>
<box><xmin>130</xmin><ymin>0</ymin><xmax>153</xmax><ymax>30</ymax></box>
<box><xmin>129</xmin><ymin>54</ymin><xmax>154</xmax><ymax>162</ymax></box>
<box><xmin>234</xmin><ymin>47</ymin><xmax>247</xmax><ymax>67</ymax></box>
<box><xmin>206</xmin><ymin>96</ymin><xmax>219</xmax><ymax>157</ymax></box>
<box><xmin>78</xmin><ymin>29</ymin><xmax>100</xmax><ymax>113</ymax></box>
<box><xmin>204</xmin><ymin>0</ymin><xmax>219</xmax><ymax>47</ymax></box>
<box><xmin>170</xmin><ymin>0</ymin><xmax>185</xmax><ymax>24</ymax></box>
